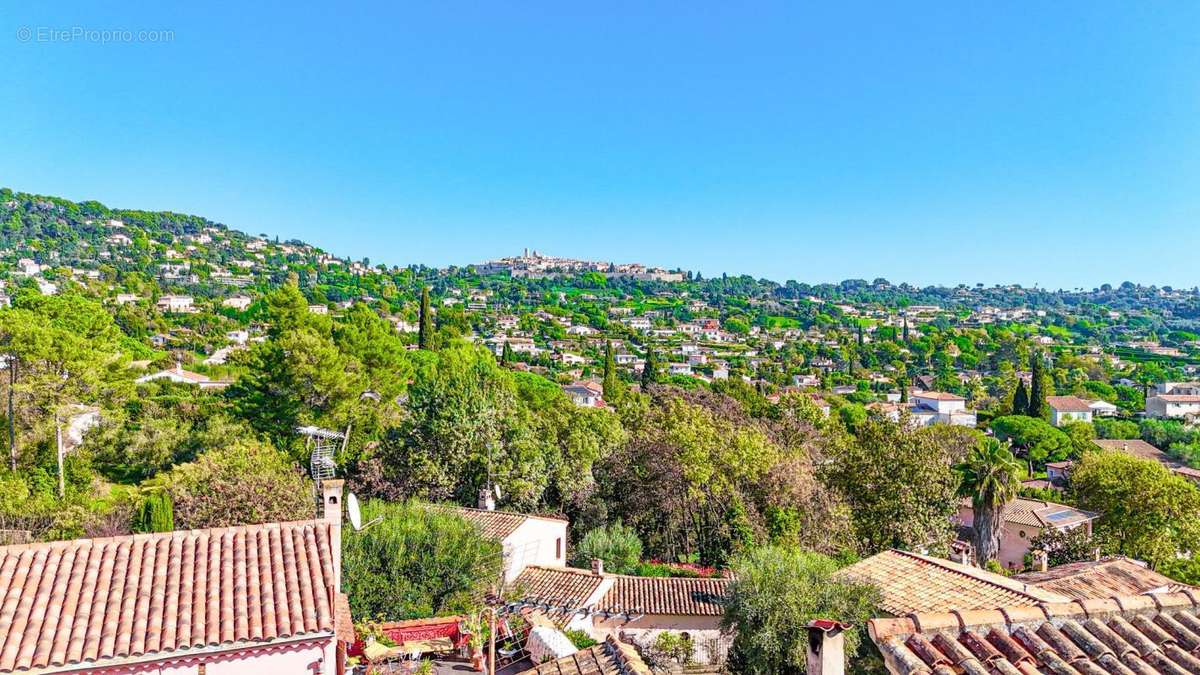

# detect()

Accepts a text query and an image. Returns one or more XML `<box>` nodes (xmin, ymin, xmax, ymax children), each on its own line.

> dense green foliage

<box><xmin>723</xmin><ymin>546</ymin><xmax>880</xmax><ymax>674</ymax></box>
<box><xmin>572</xmin><ymin>521</ymin><xmax>643</xmax><ymax>574</ymax></box>
<box><xmin>342</xmin><ymin>500</ymin><xmax>503</xmax><ymax>621</ymax></box>
<box><xmin>1071</xmin><ymin>452</ymin><xmax>1200</xmax><ymax>566</ymax></box>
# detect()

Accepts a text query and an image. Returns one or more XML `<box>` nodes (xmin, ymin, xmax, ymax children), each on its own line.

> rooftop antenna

<box><xmin>296</xmin><ymin>425</ymin><xmax>346</xmax><ymax>518</ymax></box>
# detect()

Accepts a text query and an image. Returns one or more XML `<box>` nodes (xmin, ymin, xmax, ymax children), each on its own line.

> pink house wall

<box><xmin>82</xmin><ymin>637</ymin><xmax>336</xmax><ymax>675</ymax></box>
<box><xmin>957</xmin><ymin>505</ymin><xmax>1093</xmax><ymax>570</ymax></box>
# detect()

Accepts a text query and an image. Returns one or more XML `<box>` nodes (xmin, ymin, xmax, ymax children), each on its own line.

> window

<box><xmin>1019</xmin><ymin>530</ymin><xmax>1027</xmax><ymax>539</ymax></box>
<box><xmin>556</xmin><ymin>537</ymin><xmax>562</xmax><ymax>559</ymax></box>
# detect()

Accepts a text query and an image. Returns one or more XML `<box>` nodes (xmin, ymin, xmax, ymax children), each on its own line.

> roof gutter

<box><xmin>23</xmin><ymin>631</ymin><xmax>335</xmax><ymax>675</ymax></box>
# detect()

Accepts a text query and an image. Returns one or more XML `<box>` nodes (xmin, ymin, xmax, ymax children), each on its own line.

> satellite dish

<box><xmin>345</xmin><ymin>491</ymin><xmax>382</xmax><ymax>531</ymax></box>
<box><xmin>347</xmin><ymin>492</ymin><xmax>363</xmax><ymax>530</ymax></box>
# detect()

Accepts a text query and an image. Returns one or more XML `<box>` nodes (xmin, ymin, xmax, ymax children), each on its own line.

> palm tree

<box><xmin>957</xmin><ymin>436</ymin><xmax>1022</xmax><ymax>566</ymax></box>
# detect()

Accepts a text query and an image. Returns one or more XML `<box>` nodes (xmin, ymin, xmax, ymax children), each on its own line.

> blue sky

<box><xmin>2</xmin><ymin>2</ymin><xmax>1198</xmax><ymax>288</ymax></box>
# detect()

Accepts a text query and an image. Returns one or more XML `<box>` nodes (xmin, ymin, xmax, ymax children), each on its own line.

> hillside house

<box><xmin>135</xmin><ymin>363</ymin><xmax>232</xmax><ymax>390</ymax></box>
<box><xmin>223</xmin><ymin>294</ymin><xmax>253</xmax><ymax>310</ymax></box>
<box><xmin>957</xmin><ymin>497</ymin><xmax>1097</xmax><ymax>570</ymax></box>
<box><xmin>156</xmin><ymin>294</ymin><xmax>194</xmax><ymax>313</ymax></box>
<box><xmin>1046</xmin><ymin>395</ymin><xmax>1094</xmax><ymax>426</ymax></box>
<box><xmin>446</xmin><ymin>505</ymin><xmax>568</xmax><ymax>583</ymax></box>
<box><xmin>1146</xmin><ymin>394</ymin><xmax>1200</xmax><ymax>419</ymax></box>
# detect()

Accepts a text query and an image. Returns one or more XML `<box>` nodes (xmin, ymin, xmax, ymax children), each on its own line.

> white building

<box><xmin>1046</xmin><ymin>396</ymin><xmax>1094</xmax><ymax>426</ymax></box>
<box><xmin>156</xmin><ymin>295</ymin><xmax>194</xmax><ymax>313</ymax></box>
<box><xmin>446</xmin><ymin>505</ymin><xmax>568</xmax><ymax>583</ymax></box>
<box><xmin>1146</xmin><ymin>395</ymin><xmax>1200</xmax><ymax>420</ymax></box>
<box><xmin>222</xmin><ymin>295</ymin><xmax>253</xmax><ymax>310</ymax></box>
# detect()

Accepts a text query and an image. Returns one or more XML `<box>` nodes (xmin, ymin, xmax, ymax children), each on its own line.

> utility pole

<box><xmin>55</xmin><ymin>411</ymin><xmax>64</xmax><ymax>498</ymax></box>
<box><xmin>7</xmin><ymin>356</ymin><xmax>15</xmax><ymax>472</ymax></box>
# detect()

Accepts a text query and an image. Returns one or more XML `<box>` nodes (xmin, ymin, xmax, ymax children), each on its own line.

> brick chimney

<box><xmin>322</xmin><ymin>479</ymin><xmax>345</xmax><ymax>592</ymax></box>
<box><xmin>806</xmin><ymin>620</ymin><xmax>848</xmax><ymax>675</ymax></box>
<box><xmin>592</xmin><ymin>558</ymin><xmax>605</xmax><ymax>576</ymax></box>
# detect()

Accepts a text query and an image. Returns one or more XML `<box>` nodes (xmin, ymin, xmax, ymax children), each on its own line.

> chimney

<box><xmin>322</xmin><ymin>479</ymin><xmax>345</xmax><ymax>591</ymax></box>
<box><xmin>591</xmin><ymin>558</ymin><xmax>605</xmax><ymax>576</ymax></box>
<box><xmin>806</xmin><ymin>620</ymin><xmax>847</xmax><ymax>675</ymax></box>
<box><xmin>478</xmin><ymin>487</ymin><xmax>495</xmax><ymax>511</ymax></box>
<box><xmin>1094</xmin><ymin>546</ymin><xmax>1103</xmax><ymax>562</ymax></box>
<box><xmin>1034</xmin><ymin>549</ymin><xmax>1049</xmax><ymax>572</ymax></box>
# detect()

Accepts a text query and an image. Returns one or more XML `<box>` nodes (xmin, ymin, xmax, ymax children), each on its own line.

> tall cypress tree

<box><xmin>641</xmin><ymin>348</ymin><xmax>659</xmax><ymax>388</ymax></box>
<box><xmin>418</xmin><ymin>286</ymin><xmax>433</xmax><ymax>350</ymax></box>
<box><xmin>501</xmin><ymin>341</ymin><xmax>513</xmax><ymax>365</ymax></box>
<box><xmin>1027</xmin><ymin>352</ymin><xmax>1047</xmax><ymax>418</ymax></box>
<box><xmin>602</xmin><ymin>340</ymin><xmax>620</xmax><ymax>401</ymax></box>
<box><xmin>857</xmin><ymin>322</ymin><xmax>864</xmax><ymax>347</ymax></box>
<box><xmin>1012</xmin><ymin>378</ymin><xmax>1029</xmax><ymax>416</ymax></box>
<box><xmin>902</xmin><ymin>315</ymin><xmax>910</xmax><ymax>342</ymax></box>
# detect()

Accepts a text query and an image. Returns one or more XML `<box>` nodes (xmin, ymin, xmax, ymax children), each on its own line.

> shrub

<box><xmin>572</xmin><ymin>521</ymin><xmax>642</xmax><ymax>574</ymax></box>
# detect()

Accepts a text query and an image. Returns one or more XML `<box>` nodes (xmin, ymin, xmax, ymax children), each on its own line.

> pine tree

<box><xmin>602</xmin><ymin>340</ymin><xmax>619</xmax><ymax>401</ymax></box>
<box><xmin>1012</xmin><ymin>378</ymin><xmax>1029</xmax><ymax>416</ymax></box>
<box><xmin>418</xmin><ymin>286</ymin><xmax>433</xmax><ymax>350</ymax></box>
<box><xmin>641</xmin><ymin>348</ymin><xmax>659</xmax><ymax>388</ymax></box>
<box><xmin>1028</xmin><ymin>352</ymin><xmax>1047</xmax><ymax>418</ymax></box>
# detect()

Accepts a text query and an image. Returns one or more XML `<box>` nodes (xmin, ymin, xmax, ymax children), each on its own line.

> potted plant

<box><xmin>467</xmin><ymin>617</ymin><xmax>485</xmax><ymax>671</ymax></box>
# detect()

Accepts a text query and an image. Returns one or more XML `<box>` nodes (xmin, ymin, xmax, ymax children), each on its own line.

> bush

<box><xmin>162</xmin><ymin>443</ymin><xmax>312</xmax><ymax>529</ymax></box>
<box><xmin>563</xmin><ymin>629</ymin><xmax>598</xmax><ymax>649</ymax></box>
<box><xmin>342</xmin><ymin>500</ymin><xmax>503</xmax><ymax>621</ymax></box>
<box><xmin>572</xmin><ymin>521</ymin><xmax>642</xmax><ymax>574</ymax></box>
<box><xmin>723</xmin><ymin>546</ymin><xmax>880</xmax><ymax>674</ymax></box>
<box><xmin>1094</xmin><ymin>418</ymin><xmax>1139</xmax><ymax>440</ymax></box>
<box><xmin>134</xmin><ymin>491</ymin><xmax>174</xmax><ymax>533</ymax></box>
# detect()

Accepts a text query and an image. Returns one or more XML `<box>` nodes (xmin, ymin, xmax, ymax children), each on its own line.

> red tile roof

<box><xmin>599</xmin><ymin>576</ymin><xmax>730</xmax><ymax>616</ymax></box>
<box><xmin>869</xmin><ymin>592</ymin><xmax>1200</xmax><ymax>674</ymax></box>
<box><xmin>440</xmin><ymin>506</ymin><xmax>567</xmax><ymax>541</ymax></box>
<box><xmin>513</xmin><ymin>566</ymin><xmax>606</xmax><ymax>609</ymax></box>
<box><xmin>1015</xmin><ymin>557</ymin><xmax>1191</xmax><ymax>601</ymax></box>
<box><xmin>0</xmin><ymin>520</ymin><xmax>337</xmax><ymax>673</ymax></box>
<box><xmin>838</xmin><ymin>550</ymin><xmax>1067</xmax><ymax>616</ymax></box>
<box><xmin>1046</xmin><ymin>395</ymin><xmax>1094</xmax><ymax>413</ymax></box>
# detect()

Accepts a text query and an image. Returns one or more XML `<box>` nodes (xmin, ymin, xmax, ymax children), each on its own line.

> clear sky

<box><xmin>2</xmin><ymin>2</ymin><xmax>1198</xmax><ymax>289</ymax></box>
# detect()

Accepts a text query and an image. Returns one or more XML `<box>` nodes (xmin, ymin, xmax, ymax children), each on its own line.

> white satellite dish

<box><xmin>345</xmin><ymin>491</ymin><xmax>382</xmax><ymax>531</ymax></box>
<box><xmin>347</xmin><ymin>492</ymin><xmax>362</xmax><ymax>530</ymax></box>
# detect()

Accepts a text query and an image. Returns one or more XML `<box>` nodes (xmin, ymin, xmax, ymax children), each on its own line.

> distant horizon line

<box><xmin>4</xmin><ymin>184</ymin><xmax>1197</xmax><ymax>293</ymax></box>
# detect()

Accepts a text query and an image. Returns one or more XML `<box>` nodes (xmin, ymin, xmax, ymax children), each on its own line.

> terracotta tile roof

<box><xmin>599</xmin><ymin>576</ymin><xmax>730</xmax><ymax>616</ymax></box>
<box><xmin>0</xmin><ymin>520</ymin><xmax>337</xmax><ymax>673</ymax></box>
<box><xmin>869</xmin><ymin>592</ymin><xmax>1200</xmax><ymax>674</ymax></box>
<box><xmin>517</xmin><ymin>635</ymin><xmax>651</xmax><ymax>675</ymax></box>
<box><xmin>1015</xmin><ymin>558</ymin><xmax>1191</xmax><ymax>600</ymax></box>
<box><xmin>1001</xmin><ymin>498</ymin><xmax>1097</xmax><ymax>529</ymax></box>
<box><xmin>512</xmin><ymin>566</ymin><xmax>606</xmax><ymax>609</ymax></box>
<box><xmin>838</xmin><ymin>550</ymin><xmax>1067</xmax><ymax>617</ymax></box>
<box><xmin>912</xmin><ymin>391</ymin><xmax>965</xmax><ymax>401</ymax></box>
<box><xmin>1046</xmin><ymin>395</ymin><xmax>1094</xmax><ymax>413</ymax></box>
<box><xmin>1095</xmin><ymin>440</ymin><xmax>1200</xmax><ymax>481</ymax></box>
<box><xmin>439</xmin><ymin>506</ymin><xmax>566</xmax><ymax>541</ymax></box>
